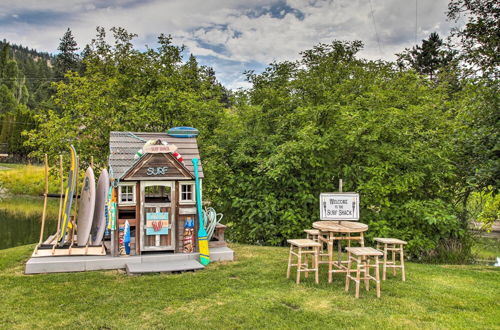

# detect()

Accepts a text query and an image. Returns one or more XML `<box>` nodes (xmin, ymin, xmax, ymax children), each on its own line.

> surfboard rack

<box><xmin>32</xmin><ymin>243</ymin><xmax>106</xmax><ymax>257</ymax></box>
<box><xmin>32</xmin><ymin>234</ymin><xmax>106</xmax><ymax>257</ymax></box>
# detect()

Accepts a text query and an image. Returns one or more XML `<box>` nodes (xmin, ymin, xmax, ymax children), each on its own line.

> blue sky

<box><xmin>0</xmin><ymin>0</ymin><xmax>460</xmax><ymax>89</ymax></box>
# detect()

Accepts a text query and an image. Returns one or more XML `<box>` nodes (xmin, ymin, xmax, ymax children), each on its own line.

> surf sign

<box><xmin>320</xmin><ymin>193</ymin><xmax>360</xmax><ymax>221</ymax></box>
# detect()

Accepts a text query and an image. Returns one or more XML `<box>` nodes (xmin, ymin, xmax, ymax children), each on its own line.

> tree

<box><xmin>397</xmin><ymin>32</ymin><xmax>457</xmax><ymax>81</ymax></box>
<box><xmin>448</xmin><ymin>0</ymin><xmax>500</xmax><ymax>78</ymax></box>
<box><xmin>25</xmin><ymin>27</ymin><xmax>227</xmax><ymax>170</ymax></box>
<box><xmin>54</xmin><ymin>28</ymin><xmax>80</xmax><ymax>79</ymax></box>
<box><xmin>205</xmin><ymin>41</ymin><xmax>467</xmax><ymax>260</ymax></box>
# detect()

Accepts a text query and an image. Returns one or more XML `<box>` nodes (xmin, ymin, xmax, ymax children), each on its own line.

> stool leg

<box><xmin>392</xmin><ymin>246</ymin><xmax>396</xmax><ymax>276</ymax></box>
<box><xmin>328</xmin><ymin>239</ymin><xmax>333</xmax><ymax>283</ymax></box>
<box><xmin>400</xmin><ymin>245</ymin><xmax>406</xmax><ymax>281</ymax></box>
<box><xmin>305</xmin><ymin>252</ymin><xmax>309</xmax><ymax>279</ymax></box>
<box><xmin>355</xmin><ymin>257</ymin><xmax>361</xmax><ymax>298</ymax></box>
<box><xmin>287</xmin><ymin>245</ymin><xmax>293</xmax><ymax>279</ymax></box>
<box><xmin>296</xmin><ymin>247</ymin><xmax>302</xmax><ymax>284</ymax></box>
<box><xmin>375</xmin><ymin>256</ymin><xmax>381</xmax><ymax>298</ymax></box>
<box><xmin>315</xmin><ymin>246</ymin><xmax>319</xmax><ymax>284</ymax></box>
<box><xmin>360</xmin><ymin>232</ymin><xmax>365</xmax><ymax>247</ymax></box>
<box><xmin>383</xmin><ymin>244</ymin><xmax>388</xmax><ymax>280</ymax></box>
<box><xmin>365</xmin><ymin>257</ymin><xmax>370</xmax><ymax>291</ymax></box>
<box><xmin>345</xmin><ymin>252</ymin><xmax>351</xmax><ymax>292</ymax></box>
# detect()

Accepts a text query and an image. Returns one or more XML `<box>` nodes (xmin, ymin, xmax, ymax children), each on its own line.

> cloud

<box><xmin>0</xmin><ymin>0</ymin><xmax>460</xmax><ymax>89</ymax></box>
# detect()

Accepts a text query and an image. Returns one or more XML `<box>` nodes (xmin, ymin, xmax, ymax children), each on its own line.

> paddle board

<box><xmin>58</xmin><ymin>145</ymin><xmax>77</xmax><ymax>247</ymax></box>
<box><xmin>76</xmin><ymin>167</ymin><xmax>96</xmax><ymax>246</ymax></box>
<box><xmin>192</xmin><ymin>158</ymin><xmax>210</xmax><ymax>265</ymax></box>
<box><xmin>124</xmin><ymin>220</ymin><xmax>131</xmax><ymax>255</ymax></box>
<box><xmin>91</xmin><ymin>169</ymin><xmax>109</xmax><ymax>245</ymax></box>
<box><xmin>167</xmin><ymin>126</ymin><xmax>199</xmax><ymax>138</ymax></box>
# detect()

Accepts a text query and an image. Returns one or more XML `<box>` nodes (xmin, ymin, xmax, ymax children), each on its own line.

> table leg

<box><xmin>337</xmin><ymin>237</ymin><xmax>342</xmax><ymax>268</ymax></box>
<box><xmin>328</xmin><ymin>240</ymin><xmax>333</xmax><ymax>283</ymax></box>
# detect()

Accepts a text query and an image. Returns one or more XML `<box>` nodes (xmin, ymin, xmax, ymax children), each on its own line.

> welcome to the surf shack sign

<box><xmin>320</xmin><ymin>192</ymin><xmax>360</xmax><ymax>221</ymax></box>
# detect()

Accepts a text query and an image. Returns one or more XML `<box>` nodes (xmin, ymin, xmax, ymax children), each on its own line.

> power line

<box><xmin>368</xmin><ymin>0</ymin><xmax>383</xmax><ymax>55</ymax></box>
<box><xmin>415</xmin><ymin>0</ymin><xmax>418</xmax><ymax>43</ymax></box>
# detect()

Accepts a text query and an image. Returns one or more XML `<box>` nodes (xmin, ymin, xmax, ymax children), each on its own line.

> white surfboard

<box><xmin>91</xmin><ymin>169</ymin><xmax>109</xmax><ymax>245</ymax></box>
<box><xmin>77</xmin><ymin>167</ymin><xmax>96</xmax><ymax>246</ymax></box>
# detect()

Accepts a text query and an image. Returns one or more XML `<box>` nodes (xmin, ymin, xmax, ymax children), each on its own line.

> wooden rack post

<box><xmin>35</xmin><ymin>154</ymin><xmax>49</xmax><ymax>253</ymax></box>
<box><xmin>50</xmin><ymin>155</ymin><xmax>64</xmax><ymax>247</ymax></box>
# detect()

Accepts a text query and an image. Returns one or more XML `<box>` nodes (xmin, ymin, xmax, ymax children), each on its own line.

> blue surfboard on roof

<box><xmin>167</xmin><ymin>126</ymin><xmax>199</xmax><ymax>138</ymax></box>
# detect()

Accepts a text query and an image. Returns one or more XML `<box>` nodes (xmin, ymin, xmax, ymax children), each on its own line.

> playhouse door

<box><xmin>140</xmin><ymin>181</ymin><xmax>176</xmax><ymax>251</ymax></box>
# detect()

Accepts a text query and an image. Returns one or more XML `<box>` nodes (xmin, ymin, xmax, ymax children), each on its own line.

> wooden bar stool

<box><xmin>345</xmin><ymin>247</ymin><xmax>383</xmax><ymax>298</ymax></box>
<box><xmin>286</xmin><ymin>239</ymin><xmax>321</xmax><ymax>284</ymax></box>
<box><xmin>304</xmin><ymin>229</ymin><xmax>328</xmax><ymax>257</ymax></box>
<box><xmin>374</xmin><ymin>238</ymin><xmax>407</xmax><ymax>281</ymax></box>
<box><xmin>304</xmin><ymin>229</ymin><xmax>320</xmax><ymax>242</ymax></box>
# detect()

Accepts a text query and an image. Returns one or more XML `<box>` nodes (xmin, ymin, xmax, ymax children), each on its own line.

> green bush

<box><xmin>204</xmin><ymin>41</ymin><xmax>468</xmax><ymax>261</ymax></box>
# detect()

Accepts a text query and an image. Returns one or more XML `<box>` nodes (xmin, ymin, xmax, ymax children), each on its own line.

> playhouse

<box><xmin>25</xmin><ymin>129</ymin><xmax>233</xmax><ymax>274</ymax></box>
<box><xmin>108</xmin><ymin>131</ymin><xmax>205</xmax><ymax>256</ymax></box>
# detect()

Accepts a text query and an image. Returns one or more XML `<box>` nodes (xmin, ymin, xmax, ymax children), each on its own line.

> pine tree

<box><xmin>54</xmin><ymin>28</ymin><xmax>80</xmax><ymax>79</ymax></box>
<box><xmin>397</xmin><ymin>32</ymin><xmax>456</xmax><ymax>80</ymax></box>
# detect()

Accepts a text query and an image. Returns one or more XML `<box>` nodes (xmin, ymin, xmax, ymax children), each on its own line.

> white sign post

<box><xmin>320</xmin><ymin>192</ymin><xmax>360</xmax><ymax>221</ymax></box>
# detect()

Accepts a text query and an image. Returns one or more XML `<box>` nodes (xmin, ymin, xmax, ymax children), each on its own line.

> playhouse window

<box><xmin>119</xmin><ymin>184</ymin><xmax>135</xmax><ymax>204</ymax></box>
<box><xmin>180</xmin><ymin>183</ymin><xmax>194</xmax><ymax>203</ymax></box>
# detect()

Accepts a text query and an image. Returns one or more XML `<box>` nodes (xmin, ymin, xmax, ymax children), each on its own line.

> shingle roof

<box><xmin>109</xmin><ymin>131</ymin><xmax>204</xmax><ymax>179</ymax></box>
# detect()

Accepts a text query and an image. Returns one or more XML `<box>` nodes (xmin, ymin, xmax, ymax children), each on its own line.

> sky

<box><xmin>0</xmin><ymin>0</ymin><xmax>461</xmax><ymax>89</ymax></box>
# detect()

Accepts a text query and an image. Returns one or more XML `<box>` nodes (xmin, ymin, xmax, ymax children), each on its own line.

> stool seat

<box><xmin>375</xmin><ymin>238</ymin><xmax>407</xmax><ymax>281</ymax></box>
<box><xmin>345</xmin><ymin>247</ymin><xmax>382</xmax><ymax>298</ymax></box>
<box><xmin>287</xmin><ymin>239</ymin><xmax>321</xmax><ymax>248</ymax></box>
<box><xmin>346</xmin><ymin>247</ymin><xmax>383</xmax><ymax>256</ymax></box>
<box><xmin>287</xmin><ymin>239</ymin><xmax>320</xmax><ymax>284</ymax></box>
<box><xmin>304</xmin><ymin>229</ymin><xmax>320</xmax><ymax>235</ymax></box>
<box><xmin>374</xmin><ymin>238</ymin><xmax>407</xmax><ymax>245</ymax></box>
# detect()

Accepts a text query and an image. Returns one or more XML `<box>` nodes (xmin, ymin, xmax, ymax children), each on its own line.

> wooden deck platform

<box><xmin>25</xmin><ymin>247</ymin><xmax>234</xmax><ymax>274</ymax></box>
<box><xmin>126</xmin><ymin>260</ymin><xmax>204</xmax><ymax>275</ymax></box>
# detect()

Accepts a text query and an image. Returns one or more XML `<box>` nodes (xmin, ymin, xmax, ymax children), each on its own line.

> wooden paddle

<box><xmin>192</xmin><ymin>158</ymin><xmax>210</xmax><ymax>265</ymax></box>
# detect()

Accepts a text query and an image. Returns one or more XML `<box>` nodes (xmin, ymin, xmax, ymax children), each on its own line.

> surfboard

<box><xmin>192</xmin><ymin>158</ymin><xmax>210</xmax><ymax>265</ymax></box>
<box><xmin>91</xmin><ymin>169</ymin><xmax>109</xmax><ymax>245</ymax></box>
<box><xmin>58</xmin><ymin>145</ymin><xmax>77</xmax><ymax>247</ymax></box>
<box><xmin>167</xmin><ymin>126</ymin><xmax>199</xmax><ymax>138</ymax></box>
<box><xmin>76</xmin><ymin>167</ymin><xmax>96</xmax><ymax>246</ymax></box>
<box><xmin>124</xmin><ymin>220</ymin><xmax>131</xmax><ymax>255</ymax></box>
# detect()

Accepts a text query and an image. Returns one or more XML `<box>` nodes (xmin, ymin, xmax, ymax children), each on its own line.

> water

<box><xmin>0</xmin><ymin>196</ymin><xmax>59</xmax><ymax>249</ymax></box>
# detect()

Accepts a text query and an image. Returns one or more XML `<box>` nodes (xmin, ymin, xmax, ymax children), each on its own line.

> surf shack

<box><xmin>25</xmin><ymin>128</ymin><xmax>232</xmax><ymax>274</ymax></box>
<box><xmin>109</xmin><ymin>131</ymin><xmax>205</xmax><ymax>256</ymax></box>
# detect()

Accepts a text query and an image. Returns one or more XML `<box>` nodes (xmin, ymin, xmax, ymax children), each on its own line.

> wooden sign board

<box><xmin>320</xmin><ymin>193</ymin><xmax>360</xmax><ymax>221</ymax></box>
<box><xmin>143</xmin><ymin>144</ymin><xmax>177</xmax><ymax>154</ymax></box>
<box><xmin>146</xmin><ymin>212</ymin><xmax>169</xmax><ymax>235</ymax></box>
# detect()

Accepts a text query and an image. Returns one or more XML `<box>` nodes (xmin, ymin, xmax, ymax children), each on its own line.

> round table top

<box><xmin>312</xmin><ymin>221</ymin><xmax>368</xmax><ymax>233</ymax></box>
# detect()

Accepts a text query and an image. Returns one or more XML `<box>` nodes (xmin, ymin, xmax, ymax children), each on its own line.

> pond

<box><xmin>0</xmin><ymin>196</ymin><xmax>60</xmax><ymax>250</ymax></box>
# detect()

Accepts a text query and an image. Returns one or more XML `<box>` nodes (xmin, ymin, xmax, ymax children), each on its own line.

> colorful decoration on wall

<box><xmin>146</xmin><ymin>212</ymin><xmax>169</xmax><ymax>235</ymax></box>
<box><xmin>183</xmin><ymin>218</ymin><xmax>195</xmax><ymax>253</ymax></box>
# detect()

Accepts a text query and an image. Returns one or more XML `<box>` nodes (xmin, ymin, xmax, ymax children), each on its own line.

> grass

<box><xmin>0</xmin><ymin>244</ymin><xmax>498</xmax><ymax>329</ymax></box>
<box><xmin>473</xmin><ymin>236</ymin><xmax>500</xmax><ymax>261</ymax></box>
<box><xmin>0</xmin><ymin>163</ymin><xmax>24</xmax><ymax>169</ymax></box>
<box><xmin>0</xmin><ymin>164</ymin><xmax>63</xmax><ymax>196</ymax></box>
<box><xmin>0</xmin><ymin>195</ymin><xmax>60</xmax><ymax>219</ymax></box>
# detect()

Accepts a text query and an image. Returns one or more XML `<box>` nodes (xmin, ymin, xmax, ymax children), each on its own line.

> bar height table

<box><xmin>313</xmin><ymin>221</ymin><xmax>368</xmax><ymax>283</ymax></box>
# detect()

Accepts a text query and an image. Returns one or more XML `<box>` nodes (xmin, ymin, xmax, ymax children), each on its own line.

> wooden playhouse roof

<box><xmin>108</xmin><ymin>131</ymin><xmax>204</xmax><ymax>179</ymax></box>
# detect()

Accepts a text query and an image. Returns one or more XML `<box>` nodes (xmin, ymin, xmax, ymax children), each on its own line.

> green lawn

<box><xmin>0</xmin><ymin>244</ymin><xmax>498</xmax><ymax>329</ymax></box>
